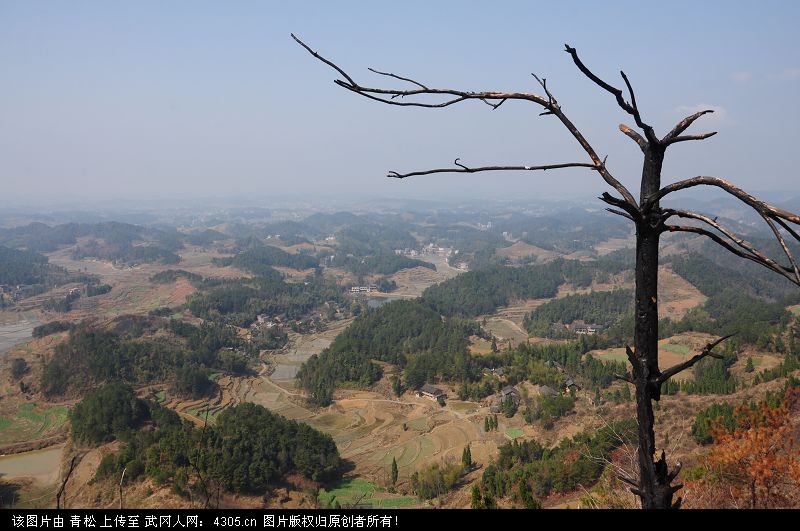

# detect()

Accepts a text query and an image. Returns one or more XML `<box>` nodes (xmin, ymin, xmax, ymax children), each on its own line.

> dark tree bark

<box><xmin>294</xmin><ymin>35</ymin><xmax>800</xmax><ymax>508</ymax></box>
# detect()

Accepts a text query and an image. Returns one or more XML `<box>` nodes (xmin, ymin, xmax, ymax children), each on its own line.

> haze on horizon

<box><xmin>2</xmin><ymin>1</ymin><xmax>799</xmax><ymax>207</ymax></box>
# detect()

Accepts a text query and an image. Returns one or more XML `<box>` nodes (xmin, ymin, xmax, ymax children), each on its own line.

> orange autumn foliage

<box><xmin>686</xmin><ymin>387</ymin><xmax>800</xmax><ymax>508</ymax></box>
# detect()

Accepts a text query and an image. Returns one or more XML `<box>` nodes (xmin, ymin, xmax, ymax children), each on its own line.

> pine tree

<box><xmin>518</xmin><ymin>480</ymin><xmax>541</xmax><ymax>509</ymax></box>
<box><xmin>462</xmin><ymin>444</ymin><xmax>472</xmax><ymax>469</ymax></box>
<box><xmin>483</xmin><ymin>488</ymin><xmax>497</xmax><ymax>509</ymax></box>
<box><xmin>484</xmin><ymin>416</ymin><xmax>490</xmax><ymax>432</ymax></box>
<box><xmin>490</xmin><ymin>337</ymin><xmax>498</xmax><ymax>353</ymax></box>
<box><xmin>390</xmin><ymin>457</ymin><xmax>398</xmax><ymax>486</ymax></box>
<box><xmin>745</xmin><ymin>357</ymin><xmax>755</xmax><ymax>373</ymax></box>
<box><xmin>470</xmin><ymin>484</ymin><xmax>482</xmax><ymax>509</ymax></box>
<box><xmin>775</xmin><ymin>336</ymin><xmax>786</xmax><ymax>353</ymax></box>
<box><xmin>391</xmin><ymin>375</ymin><xmax>403</xmax><ymax>397</ymax></box>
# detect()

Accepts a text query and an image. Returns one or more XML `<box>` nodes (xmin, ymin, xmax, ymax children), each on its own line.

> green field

<box><xmin>186</xmin><ymin>404</ymin><xmax>225</xmax><ymax>424</ymax></box>
<box><xmin>661</xmin><ymin>343</ymin><xmax>690</xmax><ymax>354</ymax></box>
<box><xmin>0</xmin><ymin>403</ymin><xmax>69</xmax><ymax>445</ymax></box>
<box><xmin>154</xmin><ymin>390</ymin><xmax>166</xmax><ymax>403</ymax></box>
<box><xmin>505</xmin><ymin>427</ymin><xmax>524</xmax><ymax>440</ymax></box>
<box><xmin>593</xmin><ymin>348</ymin><xmax>627</xmax><ymax>363</ymax></box>
<box><xmin>318</xmin><ymin>478</ymin><xmax>418</xmax><ymax>509</ymax></box>
<box><xmin>372</xmin><ymin>496</ymin><xmax>418</xmax><ymax>508</ymax></box>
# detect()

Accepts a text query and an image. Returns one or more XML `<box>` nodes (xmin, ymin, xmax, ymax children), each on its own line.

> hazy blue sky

<box><xmin>2</xmin><ymin>1</ymin><xmax>799</xmax><ymax>205</ymax></box>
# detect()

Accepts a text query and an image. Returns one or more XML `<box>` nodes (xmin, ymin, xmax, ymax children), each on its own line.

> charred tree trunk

<box><xmin>633</xmin><ymin>223</ymin><xmax>681</xmax><ymax>508</ymax></box>
<box><xmin>632</xmin><ymin>145</ymin><xmax>678</xmax><ymax>509</ymax></box>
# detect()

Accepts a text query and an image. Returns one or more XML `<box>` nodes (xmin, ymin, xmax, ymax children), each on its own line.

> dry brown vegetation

<box><xmin>3</xmin><ymin>235</ymin><xmax>798</xmax><ymax>509</ymax></box>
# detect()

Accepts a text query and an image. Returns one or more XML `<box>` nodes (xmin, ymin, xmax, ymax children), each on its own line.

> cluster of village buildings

<box><xmin>0</xmin><ymin>284</ymin><xmax>36</xmax><ymax>301</ymax></box>
<box><xmin>553</xmin><ymin>319</ymin><xmax>604</xmax><ymax>336</ymax></box>
<box><xmin>251</xmin><ymin>314</ymin><xmax>278</xmax><ymax>329</ymax></box>
<box><xmin>349</xmin><ymin>285</ymin><xmax>378</xmax><ymax>293</ymax></box>
<box><xmin>393</xmin><ymin>243</ymin><xmax>471</xmax><ymax>271</ymax></box>
<box><xmin>416</xmin><ymin>361</ymin><xmax>581</xmax><ymax>413</ymax></box>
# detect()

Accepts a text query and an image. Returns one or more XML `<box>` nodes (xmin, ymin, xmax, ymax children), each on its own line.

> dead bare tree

<box><xmin>118</xmin><ymin>467</ymin><xmax>126</xmax><ymax>510</ymax></box>
<box><xmin>56</xmin><ymin>456</ymin><xmax>77</xmax><ymax>509</ymax></box>
<box><xmin>293</xmin><ymin>35</ymin><xmax>800</xmax><ymax>509</ymax></box>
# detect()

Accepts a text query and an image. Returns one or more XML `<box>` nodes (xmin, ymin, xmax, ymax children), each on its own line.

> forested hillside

<box><xmin>214</xmin><ymin>243</ymin><xmax>319</xmax><ymax>273</ymax></box>
<box><xmin>297</xmin><ymin>299</ymin><xmax>481</xmax><ymax>405</ymax></box>
<box><xmin>41</xmin><ymin>319</ymin><xmax>247</xmax><ymax>397</ymax></box>
<box><xmin>523</xmin><ymin>289</ymin><xmax>633</xmax><ymax>337</ymax></box>
<box><xmin>0</xmin><ymin>245</ymin><xmax>72</xmax><ymax>286</ymax></box>
<box><xmin>420</xmin><ymin>257</ymin><xmax>628</xmax><ymax>318</ymax></box>
<box><xmin>72</xmin><ymin>385</ymin><xmax>342</xmax><ymax>494</ymax></box>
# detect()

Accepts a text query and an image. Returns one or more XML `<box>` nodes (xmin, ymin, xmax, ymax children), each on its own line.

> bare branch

<box><xmin>480</xmin><ymin>97</ymin><xmax>507</xmax><ymax>110</ymax></box>
<box><xmin>761</xmin><ymin>214</ymin><xmax>800</xmax><ymax>284</ymax></box>
<box><xmin>291</xmin><ymin>33</ymin><xmax>357</xmax><ymax>86</ymax></box>
<box><xmin>663</xmin><ymin>209</ymin><xmax>791</xmax><ymax>275</ymax></box>
<box><xmin>293</xmin><ymin>34</ymin><xmax>639</xmax><ymax>208</ymax></box>
<box><xmin>654</xmin><ymin>176</ymin><xmax>800</xmax><ymax>225</ymax></box>
<box><xmin>619</xmin><ymin>124</ymin><xmax>647</xmax><ymax>151</ymax></box>
<box><xmin>564</xmin><ymin>44</ymin><xmax>657</xmax><ymax>144</ymax></box>
<box><xmin>600</xmin><ymin>193</ymin><xmax>641</xmax><ymax>221</ymax></box>
<box><xmin>625</xmin><ymin>344</ymin><xmax>638</xmax><ymax>366</ymax></box>
<box><xmin>191</xmin><ymin>406</ymin><xmax>213</xmax><ymax>508</ymax></box>
<box><xmin>666</xmin><ymin>224</ymin><xmax>799</xmax><ymax>283</ymax></box>
<box><xmin>614</xmin><ymin>372</ymin><xmax>634</xmax><ymax>384</ymax></box>
<box><xmin>367</xmin><ymin>67</ymin><xmax>428</xmax><ymax>90</ymax></box>
<box><xmin>56</xmin><ymin>456</ymin><xmax>77</xmax><ymax>509</ymax></box>
<box><xmin>668</xmin><ymin>462</ymin><xmax>682</xmax><ymax>483</ymax></box>
<box><xmin>118</xmin><ymin>467</ymin><xmax>127</xmax><ymax>510</ymax></box>
<box><xmin>531</xmin><ymin>73</ymin><xmax>556</xmax><ymax>104</ymax></box>
<box><xmin>618</xmin><ymin>474</ymin><xmax>639</xmax><ymax>488</ymax></box>
<box><xmin>657</xmin><ymin>334</ymin><xmax>735</xmax><ymax>385</ymax></box>
<box><xmin>333</xmin><ymin>81</ymin><xmax>474</xmax><ymax>108</ymax></box>
<box><xmin>658</xmin><ymin>177</ymin><xmax>800</xmax><ymax>284</ymax></box>
<box><xmin>551</xmin><ymin>110</ymin><xmax>638</xmax><ymax>207</ymax></box>
<box><xmin>387</xmin><ymin>161</ymin><xmax>597</xmax><ymax>179</ymax></box>
<box><xmin>663</xmin><ymin>131</ymin><xmax>718</xmax><ymax>145</ymax></box>
<box><xmin>606</xmin><ymin>208</ymin><xmax>635</xmax><ymax>222</ymax></box>
<box><xmin>662</xmin><ymin>109</ymin><xmax>714</xmax><ymax>143</ymax></box>
<box><xmin>620</xmin><ymin>71</ymin><xmax>639</xmax><ymax>116</ymax></box>
<box><xmin>775</xmin><ymin>217</ymin><xmax>800</xmax><ymax>246</ymax></box>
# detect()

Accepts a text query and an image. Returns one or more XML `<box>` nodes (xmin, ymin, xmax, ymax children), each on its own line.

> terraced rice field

<box><xmin>328</xmin><ymin>399</ymin><xmax>483</xmax><ymax>477</ymax></box>
<box><xmin>165</xmin><ymin>375</ymin><xmax>243</xmax><ymax>425</ymax></box>
<box><xmin>658</xmin><ymin>266</ymin><xmax>708</xmax><ymax>321</ymax></box>
<box><xmin>317</xmin><ymin>478</ymin><xmax>418</xmax><ymax>509</ymax></box>
<box><xmin>0</xmin><ymin>403</ymin><xmax>69</xmax><ymax>446</ymax></box>
<box><xmin>160</xmin><ymin>317</ymin><xmax>500</xmax><ymax>489</ymax></box>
